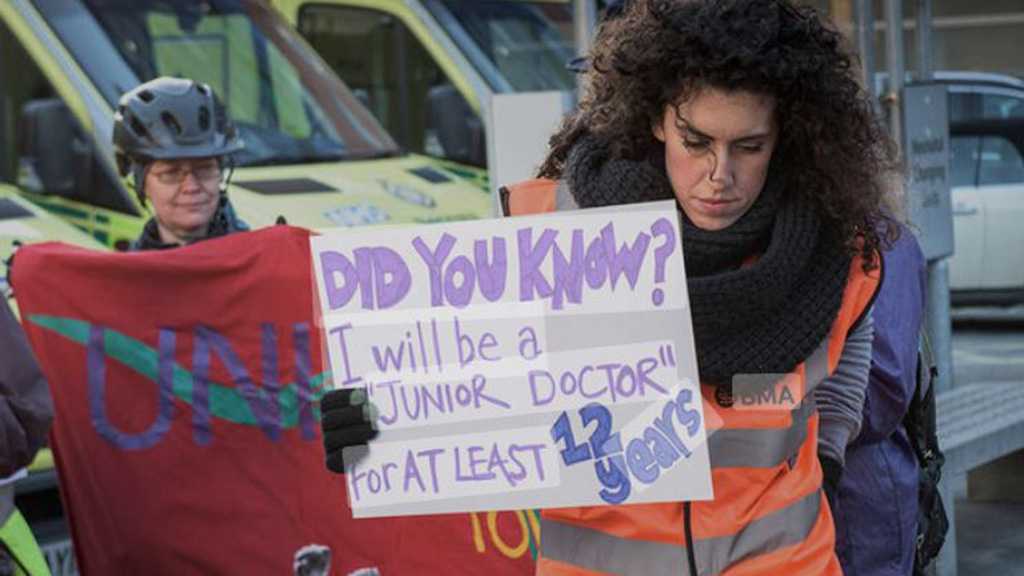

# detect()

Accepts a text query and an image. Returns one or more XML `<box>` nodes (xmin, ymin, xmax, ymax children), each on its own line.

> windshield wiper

<box><xmin>343</xmin><ymin>149</ymin><xmax>403</xmax><ymax>161</ymax></box>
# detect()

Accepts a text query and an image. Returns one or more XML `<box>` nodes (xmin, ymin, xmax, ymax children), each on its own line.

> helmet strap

<box><xmin>131</xmin><ymin>162</ymin><xmax>150</xmax><ymax>208</ymax></box>
<box><xmin>220</xmin><ymin>155</ymin><xmax>236</xmax><ymax>197</ymax></box>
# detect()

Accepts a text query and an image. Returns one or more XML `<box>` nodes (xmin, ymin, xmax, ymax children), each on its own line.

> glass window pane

<box><xmin>299</xmin><ymin>5</ymin><xmax>482</xmax><ymax>166</ymax></box>
<box><xmin>432</xmin><ymin>0</ymin><xmax>575</xmax><ymax>92</ymax></box>
<box><xmin>979</xmin><ymin>136</ymin><xmax>1024</xmax><ymax>186</ymax></box>
<box><xmin>299</xmin><ymin>7</ymin><xmax>399</xmax><ymax>138</ymax></box>
<box><xmin>37</xmin><ymin>0</ymin><xmax>397</xmax><ymax>166</ymax></box>
<box><xmin>949</xmin><ymin>92</ymin><xmax>980</xmax><ymax>124</ymax></box>
<box><xmin>950</xmin><ymin>136</ymin><xmax>980</xmax><ymax>188</ymax></box>
<box><xmin>982</xmin><ymin>94</ymin><xmax>1024</xmax><ymax>119</ymax></box>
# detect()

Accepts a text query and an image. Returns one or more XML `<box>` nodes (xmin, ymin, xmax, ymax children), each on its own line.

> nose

<box><xmin>179</xmin><ymin>169</ymin><xmax>202</xmax><ymax>190</ymax></box>
<box><xmin>707</xmin><ymin>149</ymin><xmax>734</xmax><ymax>189</ymax></box>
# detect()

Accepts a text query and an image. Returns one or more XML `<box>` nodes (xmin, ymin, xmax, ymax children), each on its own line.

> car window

<box><xmin>949</xmin><ymin>91</ymin><xmax>1024</xmax><ymax>122</ymax></box>
<box><xmin>949</xmin><ymin>92</ymin><xmax>979</xmax><ymax>124</ymax></box>
<box><xmin>978</xmin><ymin>136</ymin><xmax>1024</xmax><ymax>186</ymax></box>
<box><xmin>982</xmin><ymin>94</ymin><xmax>1024</xmax><ymax>119</ymax></box>
<box><xmin>951</xmin><ymin>136</ymin><xmax>980</xmax><ymax>188</ymax></box>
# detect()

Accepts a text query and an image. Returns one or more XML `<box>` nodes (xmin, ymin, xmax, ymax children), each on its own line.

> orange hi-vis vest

<box><xmin>502</xmin><ymin>179</ymin><xmax>881</xmax><ymax>576</ymax></box>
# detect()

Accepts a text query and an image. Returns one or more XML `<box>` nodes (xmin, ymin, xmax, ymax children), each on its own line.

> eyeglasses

<box><xmin>149</xmin><ymin>161</ymin><xmax>222</xmax><ymax>186</ymax></box>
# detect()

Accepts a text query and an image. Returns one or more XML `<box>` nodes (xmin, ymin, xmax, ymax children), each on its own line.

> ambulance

<box><xmin>1</xmin><ymin>0</ymin><xmax>493</xmax><ymax>571</ymax></box>
<box><xmin>271</xmin><ymin>0</ymin><xmax>581</xmax><ymax>170</ymax></box>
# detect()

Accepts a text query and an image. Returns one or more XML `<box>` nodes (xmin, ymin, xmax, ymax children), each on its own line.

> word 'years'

<box><xmin>550</xmin><ymin>389</ymin><xmax>701</xmax><ymax>504</ymax></box>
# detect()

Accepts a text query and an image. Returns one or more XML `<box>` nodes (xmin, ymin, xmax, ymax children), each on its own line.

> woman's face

<box><xmin>653</xmin><ymin>88</ymin><xmax>778</xmax><ymax>231</ymax></box>
<box><xmin>144</xmin><ymin>157</ymin><xmax>222</xmax><ymax>243</ymax></box>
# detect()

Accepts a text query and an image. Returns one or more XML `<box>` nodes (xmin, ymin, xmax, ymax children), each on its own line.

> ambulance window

<box><xmin>298</xmin><ymin>5</ymin><xmax>482</xmax><ymax>166</ymax></box>
<box><xmin>0</xmin><ymin>17</ymin><xmax>134</xmax><ymax>215</ymax></box>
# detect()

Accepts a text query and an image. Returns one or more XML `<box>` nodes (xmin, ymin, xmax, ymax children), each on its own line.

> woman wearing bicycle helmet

<box><xmin>112</xmin><ymin>76</ymin><xmax>247</xmax><ymax>250</ymax></box>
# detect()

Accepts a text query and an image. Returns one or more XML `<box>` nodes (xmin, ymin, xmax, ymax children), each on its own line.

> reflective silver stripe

<box><xmin>540</xmin><ymin>491</ymin><xmax>823</xmax><ymax>575</ymax></box>
<box><xmin>0</xmin><ymin>484</ymin><xmax>13</xmax><ymax>525</ymax></box>
<box><xmin>708</xmin><ymin>340</ymin><xmax>831</xmax><ymax>469</ymax></box>
<box><xmin>708</xmin><ymin>399</ymin><xmax>814</xmax><ymax>469</ymax></box>
<box><xmin>694</xmin><ymin>490</ymin><xmax>822</xmax><ymax>576</ymax></box>
<box><xmin>540</xmin><ymin>517</ymin><xmax>686</xmax><ymax>575</ymax></box>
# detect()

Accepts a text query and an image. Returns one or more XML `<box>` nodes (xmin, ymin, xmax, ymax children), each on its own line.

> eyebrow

<box><xmin>678</xmin><ymin>119</ymin><xmax>773</xmax><ymax>143</ymax></box>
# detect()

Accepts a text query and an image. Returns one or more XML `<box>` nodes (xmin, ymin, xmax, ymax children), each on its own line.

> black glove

<box><xmin>320</xmin><ymin>388</ymin><xmax>378</xmax><ymax>474</ymax></box>
<box><xmin>820</xmin><ymin>454</ymin><xmax>842</xmax><ymax>513</ymax></box>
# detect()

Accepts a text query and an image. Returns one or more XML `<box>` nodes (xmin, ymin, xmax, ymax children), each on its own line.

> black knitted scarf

<box><xmin>566</xmin><ymin>137</ymin><xmax>851</xmax><ymax>385</ymax></box>
<box><xmin>132</xmin><ymin>198</ymin><xmax>246</xmax><ymax>251</ymax></box>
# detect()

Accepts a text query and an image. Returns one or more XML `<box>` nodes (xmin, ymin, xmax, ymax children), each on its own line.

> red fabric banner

<box><xmin>13</xmin><ymin>226</ymin><xmax>537</xmax><ymax>575</ymax></box>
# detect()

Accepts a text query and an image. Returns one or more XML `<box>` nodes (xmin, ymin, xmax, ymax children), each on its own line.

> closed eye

<box><xmin>682</xmin><ymin>137</ymin><xmax>710</xmax><ymax>152</ymax></box>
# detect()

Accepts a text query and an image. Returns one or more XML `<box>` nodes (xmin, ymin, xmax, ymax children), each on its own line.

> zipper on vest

<box><xmin>684</xmin><ymin>502</ymin><xmax>698</xmax><ymax>576</ymax></box>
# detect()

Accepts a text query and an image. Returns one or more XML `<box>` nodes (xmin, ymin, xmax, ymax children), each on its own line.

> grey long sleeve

<box><xmin>815</xmin><ymin>312</ymin><xmax>873</xmax><ymax>466</ymax></box>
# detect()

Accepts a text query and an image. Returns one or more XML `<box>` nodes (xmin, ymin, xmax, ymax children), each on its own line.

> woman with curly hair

<box><xmin>501</xmin><ymin>0</ymin><xmax>897</xmax><ymax>574</ymax></box>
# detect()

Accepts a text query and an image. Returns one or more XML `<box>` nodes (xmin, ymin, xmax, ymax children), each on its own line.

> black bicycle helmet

<box><xmin>113</xmin><ymin>76</ymin><xmax>243</xmax><ymax>176</ymax></box>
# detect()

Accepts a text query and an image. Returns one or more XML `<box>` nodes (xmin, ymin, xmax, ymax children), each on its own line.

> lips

<box><xmin>177</xmin><ymin>200</ymin><xmax>214</xmax><ymax>209</ymax></box>
<box><xmin>697</xmin><ymin>198</ymin><xmax>738</xmax><ymax>214</ymax></box>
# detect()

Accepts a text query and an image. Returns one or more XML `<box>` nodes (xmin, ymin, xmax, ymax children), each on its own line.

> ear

<box><xmin>652</xmin><ymin>111</ymin><xmax>667</xmax><ymax>143</ymax></box>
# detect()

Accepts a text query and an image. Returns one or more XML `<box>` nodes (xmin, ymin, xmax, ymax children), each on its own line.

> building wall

<box><xmin>796</xmin><ymin>0</ymin><xmax>1024</xmax><ymax>79</ymax></box>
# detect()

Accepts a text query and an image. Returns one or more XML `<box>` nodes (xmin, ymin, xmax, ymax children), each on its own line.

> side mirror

<box><xmin>427</xmin><ymin>84</ymin><xmax>486</xmax><ymax>168</ymax></box>
<box><xmin>18</xmin><ymin>99</ymin><xmax>93</xmax><ymax>198</ymax></box>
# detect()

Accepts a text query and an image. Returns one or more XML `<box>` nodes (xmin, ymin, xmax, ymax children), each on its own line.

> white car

<box><xmin>939</xmin><ymin>72</ymin><xmax>1024</xmax><ymax>304</ymax></box>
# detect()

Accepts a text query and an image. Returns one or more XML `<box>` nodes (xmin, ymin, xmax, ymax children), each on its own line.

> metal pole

<box><xmin>917</xmin><ymin>0</ymin><xmax>933</xmax><ymax>80</ymax></box>
<box><xmin>932</xmin><ymin>263</ymin><xmax>956</xmax><ymax>576</ymax></box>
<box><xmin>884</xmin><ymin>0</ymin><xmax>904</xmax><ymax>152</ymax></box>
<box><xmin>572</xmin><ymin>0</ymin><xmax>598</xmax><ymax>58</ymax></box>
<box><xmin>0</xmin><ymin>34</ymin><xmax>8</xmax><ymax>183</ymax></box>
<box><xmin>914</xmin><ymin>0</ymin><xmax>951</xmax><ymax>395</ymax></box>
<box><xmin>926</xmin><ymin>261</ymin><xmax>954</xmax><ymax>396</ymax></box>
<box><xmin>855</xmin><ymin>0</ymin><xmax>877</xmax><ymax>113</ymax></box>
<box><xmin>913</xmin><ymin>3</ymin><xmax>956</xmax><ymax>574</ymax></box>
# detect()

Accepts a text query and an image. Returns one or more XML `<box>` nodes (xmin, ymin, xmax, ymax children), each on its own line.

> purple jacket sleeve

<box><xmin>851</xmin><ymin>230</ymin><xmax>926</xmax><ymax>447</ymax></box>
<box><xmin>0</xmin><ymin>297</ymin><xmax>54</xmax><ymax>476</ymax></box>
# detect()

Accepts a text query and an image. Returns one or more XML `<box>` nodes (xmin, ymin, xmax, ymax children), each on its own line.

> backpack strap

<box><xmin>907</xmin><ymin>328</ymin><xmax>940</xmax><ymax>461</ymax></box>
<box><xmin>906</xmin><ymin>327</ymin><xmax>949</xmax><ymax>573</ymax></box>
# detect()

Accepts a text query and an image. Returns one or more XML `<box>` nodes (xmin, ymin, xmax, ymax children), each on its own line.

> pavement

<box><xmin>956</xmin><ymin>499</ymin><xmax>1024</xmax><ymax>576</ymax></box>
<box><xmin>950</xmin><ymin>304</ymin><xmax>1024</xmax><ymax>575</ymax></box>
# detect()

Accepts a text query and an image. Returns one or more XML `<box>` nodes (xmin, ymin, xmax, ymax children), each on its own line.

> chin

<box><xmin>171</xmin><ymin>220</ymin><xmax>211</xmax><ymax>237</ymax></box>
<box><xmin>689</xmin><ymin>216</ymin><xmax>735</xmax><ymax>232</ymax></box>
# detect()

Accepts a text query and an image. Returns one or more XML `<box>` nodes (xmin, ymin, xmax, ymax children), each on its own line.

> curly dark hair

<box><xmin>539</xmin><ymin>0</ymin><xmax>899</xmax><ymax>265</ymax></box>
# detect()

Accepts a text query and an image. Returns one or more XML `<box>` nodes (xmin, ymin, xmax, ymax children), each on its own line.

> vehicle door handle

<box><xmin>952</xmin><ymin>204</ymin><xmax>978</xmax><ymax>216</ymax></box>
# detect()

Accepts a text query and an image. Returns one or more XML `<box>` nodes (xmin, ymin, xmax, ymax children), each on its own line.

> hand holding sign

<box><xmin>311</xmin><ymin>201</ymin><xmax>713</xmax><ymax>517</ymax></box>
<box><xmin>321</xmin><ymin>388</ymin><xmax>378</xmax><ymax>473</ymax></box>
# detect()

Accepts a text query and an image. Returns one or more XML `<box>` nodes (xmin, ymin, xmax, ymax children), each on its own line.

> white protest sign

<box><xmin>310</xmin><ymin>201</ymin><xmax>713</xmax><ymax>517</ymax></box>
